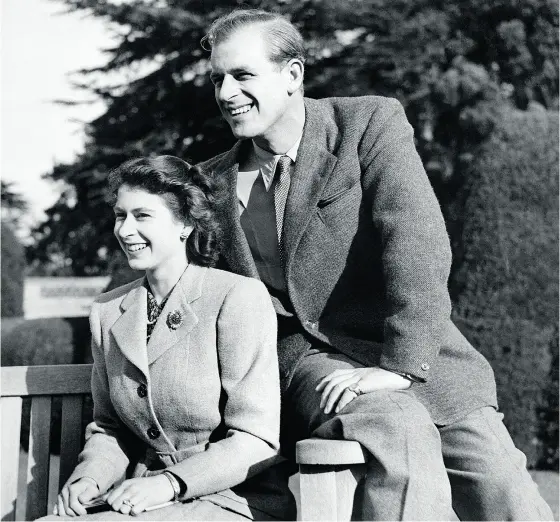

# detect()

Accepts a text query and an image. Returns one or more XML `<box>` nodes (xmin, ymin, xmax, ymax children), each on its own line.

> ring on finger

<box><xmin>348</xmin><ymin>383</ymin><xmax>363</xmax><ymax>396</ymax></box>
<box><xmin>122</xmin><ymin>499</ymin><xmax>134</xmax><ymax>508</ymax></box>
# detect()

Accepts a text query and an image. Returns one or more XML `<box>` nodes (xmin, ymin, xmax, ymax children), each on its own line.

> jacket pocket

<box><xmin>317</xmin><ymin>184</ymin><xmax>362</xmax><ymax>228</ymax></box>
<box><xmin>317</xmin><ymin>185</ymin><xmax>357</xmax><ymax>208</ymax></box>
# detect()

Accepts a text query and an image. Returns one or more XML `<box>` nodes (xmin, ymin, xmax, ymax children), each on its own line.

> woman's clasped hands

<box><xmin>53</xmin><ymin>475</ymin><xmax>175</xmax><ymax>516</ymax></box>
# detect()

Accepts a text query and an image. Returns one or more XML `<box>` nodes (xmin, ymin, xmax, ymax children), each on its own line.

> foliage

<box><xmin>29</xmin><ymin>0</ymin><xmax>558</xmax><ymax>274</ymax></box>
<box><xmin>538</xmin><ymin>324</ymin><xmax>559</xmax><ymax>470</ymax></box>
<box><xmin>1</xmin><ymin>222</ymin><xmax>25</xmax><ymax>317</ymax></box>
<box><xmin>1</xmin><ymin>181</ymin><xmax>28</xmax><ymax>229</ymax></box>
<box><xmin>1</xmin><ymin>317</ymin><xmax>92</xmax><ymax>367</ymax></box>
<box><xmin>451</xmin><ymin>106</ymin><xmax>559</xmax><ymax>468</ymax></box>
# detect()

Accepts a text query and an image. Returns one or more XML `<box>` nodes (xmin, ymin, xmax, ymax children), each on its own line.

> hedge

<box><xmin>450</xmin><ymin>104</ymin><xmax>558</xmax><ymax>468</ymax></box>
<box><xmin>1</xmin><ymin>222</ymin><xmax>25</xmax><ymax>317</ymax></box>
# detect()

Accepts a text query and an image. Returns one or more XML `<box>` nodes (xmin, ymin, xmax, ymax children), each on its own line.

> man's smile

<box><xmin>228</xmin><ymin>103</ymin><xmax>253</xmax><ymax>116</ymax></box>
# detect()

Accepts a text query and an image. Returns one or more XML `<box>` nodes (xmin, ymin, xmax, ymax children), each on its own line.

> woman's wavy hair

<box><xmin>107</xmin><ymin>155</ymin><xmax>223</xmax><ymax>267</ymax></box>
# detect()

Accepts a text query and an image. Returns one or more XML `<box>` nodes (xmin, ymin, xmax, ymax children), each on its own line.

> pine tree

<box><xmin>30</xmin><ymin>0</ymin><xmax>558</xmax><ymax>274</ymax></box>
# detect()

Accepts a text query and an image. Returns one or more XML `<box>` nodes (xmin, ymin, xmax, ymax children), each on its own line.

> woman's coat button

<box><xmin>147</xmin><ymin>426</ymin><xmax>161</xmax><ymax>439</ymax></box>
<box><xmin>137</xmin><ymin>384</ymin><xmax>148</xmax><ymax>398</ymax></box>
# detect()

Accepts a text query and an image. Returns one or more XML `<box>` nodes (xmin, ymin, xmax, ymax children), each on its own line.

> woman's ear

<box><xmin>286</xmin><ymin>59</ymin><xmax>304</xmax><ymax>94</ymax></box>
<box><xmin>180</xmin><ymin>225</ymin><xmax>194</xmax><ymax>241</ymax></box>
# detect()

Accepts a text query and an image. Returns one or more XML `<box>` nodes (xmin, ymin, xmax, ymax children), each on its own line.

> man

<box><xmin>198</xmin><ymin>8</ymin><xmax>553</xmax><ymax>520</ymax></box>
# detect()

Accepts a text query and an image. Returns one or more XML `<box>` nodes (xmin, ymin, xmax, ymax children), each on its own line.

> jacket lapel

<box><xmin>111</xmin><ymin>280</ymin><xmax>150</xmax><ymax>379</ymax></box>
<box><xmin>146</xmin><ymin>263</ymin><xmax>205</xmax><ymax>365</ymax></box>
<box><xmin>283</xmin><ymin>98</ymin><xmax>338</xmax><ymax>269</ymax></box>
<box><xmin>211</xmin><ymin>141</ymin><xmax>260</xmax><ymax>279</ymax></box>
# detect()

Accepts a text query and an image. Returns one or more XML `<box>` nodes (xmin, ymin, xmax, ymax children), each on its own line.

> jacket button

<box><xmin>421</xmin><ymin>363</ymin><xmax>430</xmax><ymax>371</ymax></box>
<box><xmin>147</xmin><ymin>426</ymin><xmax>160</xmax><ymax>440</ymax></box>
<box><xmin>305</xmin><ymin>320</ymin><xmax>318</xmax><ymax>329</ymax></box>
<box><xmin>137</xmin><ymin>384</ymin><xmax>147</xmax><ymax>398</ymax></box>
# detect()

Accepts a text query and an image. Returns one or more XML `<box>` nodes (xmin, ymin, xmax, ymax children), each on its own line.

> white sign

<box><xmin>23</xmin><ymin>277</ymin><xmax>111</xmax><ymax>319</ymax></box>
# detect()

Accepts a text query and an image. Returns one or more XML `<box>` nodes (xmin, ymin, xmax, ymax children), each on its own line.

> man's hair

<box><xmin>202</xmin><ymin>8</ymin><xmax>306</xmax><ymax>65</ymax></box>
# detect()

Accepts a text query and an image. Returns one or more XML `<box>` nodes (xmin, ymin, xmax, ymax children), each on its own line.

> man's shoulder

<box><xmin>306</xmin><ymin>95</ymin><xmax>403</xmax><ymax>120</ymax></box>
<box><xmin>197</xmin><ymin>149</ymin><xmax>231</xmax><ymax>171</ymax></box>
<box><xmin>197</xmin><ymin>141</ymin><xmax>244</xmax><ymax>174</ymax></box>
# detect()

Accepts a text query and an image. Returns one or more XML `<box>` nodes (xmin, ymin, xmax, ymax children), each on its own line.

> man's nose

<box><xmin>218</xmin><ymin>75</ymin><xmax>239</xmax><ymax>102</ymax></box>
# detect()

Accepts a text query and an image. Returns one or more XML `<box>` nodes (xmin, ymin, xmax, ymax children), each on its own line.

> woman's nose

<box><xmin>117</xmin><ymin>215</ymin><xmax>134</xmax><ymax>238</ymax></box>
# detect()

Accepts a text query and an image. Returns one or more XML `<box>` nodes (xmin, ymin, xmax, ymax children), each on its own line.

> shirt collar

<box><xmin>252</xmin><ymin>136</ymin><xmax>302</xmax><ymax>190</ymax></box>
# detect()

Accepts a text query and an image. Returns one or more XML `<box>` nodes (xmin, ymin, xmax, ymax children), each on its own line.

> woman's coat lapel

<box><xmin>110</xmin><ymin>264</ymin><xmax>206</xmax><ymax>379</ymax></box>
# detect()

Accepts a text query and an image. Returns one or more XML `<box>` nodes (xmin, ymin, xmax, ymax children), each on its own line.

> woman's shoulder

<box><xmin>202</xmin><ymin>267</ymin><xmax>267</xmax><ymax>296</ymax></box>
<box><xmin>93</xmin><ymin>276</ymin><xmax>144</xmax><ymax>306</ymax></box>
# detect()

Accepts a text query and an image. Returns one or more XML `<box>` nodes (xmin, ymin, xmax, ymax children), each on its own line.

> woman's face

<box><xmin>113</xmin><ymin>184</ymin><xmax>188</xmax><ymax>273</ymax></box>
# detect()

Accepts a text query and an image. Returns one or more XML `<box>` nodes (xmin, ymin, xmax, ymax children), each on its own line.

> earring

<box><xmin>180</xmin><ymin>230</ymin><xmax>188</xmax><ymax>241</ymax></box>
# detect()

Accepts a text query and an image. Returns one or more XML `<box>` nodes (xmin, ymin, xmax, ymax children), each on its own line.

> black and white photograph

<box><xmin>1</xmin><ymin>1</ymin><xmax>558</xmax><ymax>520</ymax></box>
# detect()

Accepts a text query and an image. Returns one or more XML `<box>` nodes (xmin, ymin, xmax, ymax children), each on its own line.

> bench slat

<box><xmin>1</xmin><ymin>365</ymin><xmax>92</xmax><ymax>397</ymax></box>
<box><xmin>1</xmin><ymin>397</ymin><xmax>23</xmax><ymax>521</ymax></box>
<box><xmin>59</xmin><ymin>395</ymin><xmax>85</xmax><ymax>488</ymax></box>
<box><xmin>26</xmin><ymin>396</ymin><xmax>52</xmax><ymax>520</ymax></box>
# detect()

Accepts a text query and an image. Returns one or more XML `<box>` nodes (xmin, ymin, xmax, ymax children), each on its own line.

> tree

<box><xmin>1</xmin><ymin>180</ymin><xmax>28</xmax><ymax>229</ymax></box>
<box><xmin>451</xmin><ymin>106</ymin><xmax>559</xmax><ymax>467</ymax></box>
<box><xmin>29</xmin><ymin>0</ymin><xmax>558</xmax><ymax>274</ymax></box>
<box><xmin>1</xmin><ymin>222</ymin><xmax>25</xmax><ymax>317</ymax></box>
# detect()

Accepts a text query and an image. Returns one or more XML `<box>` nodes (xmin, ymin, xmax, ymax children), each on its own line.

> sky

<box><xmin>1</xmin><ymin>0</ymin><xmax>114</xmax><ymax>238</ymax></box>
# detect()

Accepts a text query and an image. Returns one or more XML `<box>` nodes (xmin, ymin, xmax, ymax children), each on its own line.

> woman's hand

<box><xmin>316</xmin><ymin>366</ymin><xmax>412</xmax><ymax>414</ymax></box>
<box><xmin>53</xmin><ymin>477</ymin><xmax>99</xmax><ymax>517</ymax></box>
<box><xmin>104</xmin><ymin>475</ymin><xmax>175</xmax><ymax>516</ymax></box>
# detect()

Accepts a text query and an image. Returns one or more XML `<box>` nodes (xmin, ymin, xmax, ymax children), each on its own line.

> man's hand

<box><xmin>54</xmin><ymin>477</ymin><xmax>99</xmax><ymax>517</ymax></box>
<box><xmin>316</xmin><ymin>366</ymin><xmax>412</xmax><ymax>414</ymax></box>
<box><xmin>104</xmin><ymin>475</ymin><xmax>175</xmax><ymax>516</ymax></box>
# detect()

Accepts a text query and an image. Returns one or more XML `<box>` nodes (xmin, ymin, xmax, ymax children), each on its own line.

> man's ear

<box><xmin>286</xmin><ymin>59</ymin><xmax>304</xmax><ymax>94</ymax></box>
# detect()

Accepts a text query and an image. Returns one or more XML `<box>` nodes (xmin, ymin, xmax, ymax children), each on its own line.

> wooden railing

<box><xmin>1</xmin><ymin>365</ymin><xmax>366</xmax><ymax>521</ymax></box>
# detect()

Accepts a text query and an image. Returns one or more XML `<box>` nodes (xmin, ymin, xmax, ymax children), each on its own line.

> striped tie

<box><xmin>273</xmin><ymin>155</ymin><xmax>292</xmax><ymax>264</ymax></box>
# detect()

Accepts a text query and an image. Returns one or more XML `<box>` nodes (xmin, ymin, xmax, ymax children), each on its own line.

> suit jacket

<box><xmin>198</xmin><ymin>95</ymin><xmax>498</xmax><ymax>425</ymax></box>
<box><xmin>67</xmin><ymin>264</ymin><xmax>293</xmax><ymax>518</ymax></box>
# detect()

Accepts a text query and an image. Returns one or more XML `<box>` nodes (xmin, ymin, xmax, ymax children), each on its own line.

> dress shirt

<box><xmin>237</xmin><ymin>137</ymin><xmax>302</xmax><ymax>213</ymax></box>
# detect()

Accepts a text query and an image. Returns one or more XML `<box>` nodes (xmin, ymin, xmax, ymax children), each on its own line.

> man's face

<box><xmin>210</xmin><ymin>26</ymin><xmax>293</xmax><ymax>143</ymax></box>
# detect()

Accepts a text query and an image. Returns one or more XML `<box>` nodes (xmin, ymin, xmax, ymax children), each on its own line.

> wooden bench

<box><xmin>1</xmin><ymin>365</ymin><xmax>367</xmax><ymax>521</ymax></box>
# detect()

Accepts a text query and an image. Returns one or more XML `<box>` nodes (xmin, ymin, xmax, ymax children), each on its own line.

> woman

<box><xmin>48</xmin><ymin>156</ymin><xmax>294</xmax><ymax>520</ymax></box>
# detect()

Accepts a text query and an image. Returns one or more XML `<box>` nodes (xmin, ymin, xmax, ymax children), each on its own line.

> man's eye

<box><xmin>237</xmin><ymin>73</ymin><xmax>252</xmax><ymax>80</ymax></box>
<box><xmin>136</xmin><ymin>213</ymin><xmax>150</xmax><ymax>219</ymax></box>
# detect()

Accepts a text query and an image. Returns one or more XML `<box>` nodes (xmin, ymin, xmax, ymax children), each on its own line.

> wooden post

<box><xmin>296</xmin><ymin>439</ymin><xmax>368</xmax><ymax>521</ymax></box>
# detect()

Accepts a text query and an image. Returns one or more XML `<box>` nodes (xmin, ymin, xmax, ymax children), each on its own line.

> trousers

<box><xmin>284</xmin><ymin>349</ymin><xmax>554</xmax><ymax>521</ymax></box>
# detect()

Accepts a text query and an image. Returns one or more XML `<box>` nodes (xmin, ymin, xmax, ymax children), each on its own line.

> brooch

<box><xmin>166</xmin><ymin>309</ymin><xmax>183</xmax><ymax>330</ymax></box>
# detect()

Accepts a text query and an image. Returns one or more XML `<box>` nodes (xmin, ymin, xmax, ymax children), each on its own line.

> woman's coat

<box><xmin>67</xmin><ymin>263</ymin><xmax>288</xmax><ymax>518</ymax></box>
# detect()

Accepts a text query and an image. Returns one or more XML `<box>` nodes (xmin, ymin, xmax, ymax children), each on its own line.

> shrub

<box><xmin>451</xmin><ymin>105</ymin><xmax>558</xmax><ymax>468</ymax></box>
<box><xmin>1</xmin><ymin>222</ymin><xmax>25</xmax><ymax>317</ymax></box>
<box><xmin>1</xmin><ymin>317</ymin><xmax>91</xmax><ymax>366</ymax></box>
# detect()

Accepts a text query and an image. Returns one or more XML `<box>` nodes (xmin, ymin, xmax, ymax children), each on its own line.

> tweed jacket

<box><xmin>67</xmin><ymin>264</ymin><xmax>289</xmax><ymax>518</ymax></box>
<box><xmin>199</xmin><ymin>95</ymin><xmax>498</xmax><ymax>425</ymax></box>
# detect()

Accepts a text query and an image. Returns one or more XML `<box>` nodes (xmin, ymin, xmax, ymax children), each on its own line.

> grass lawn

<box><xmin>531</xmin><ymin>470</ymin><xmax>559</xmax><ymax>520</ymax></box>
